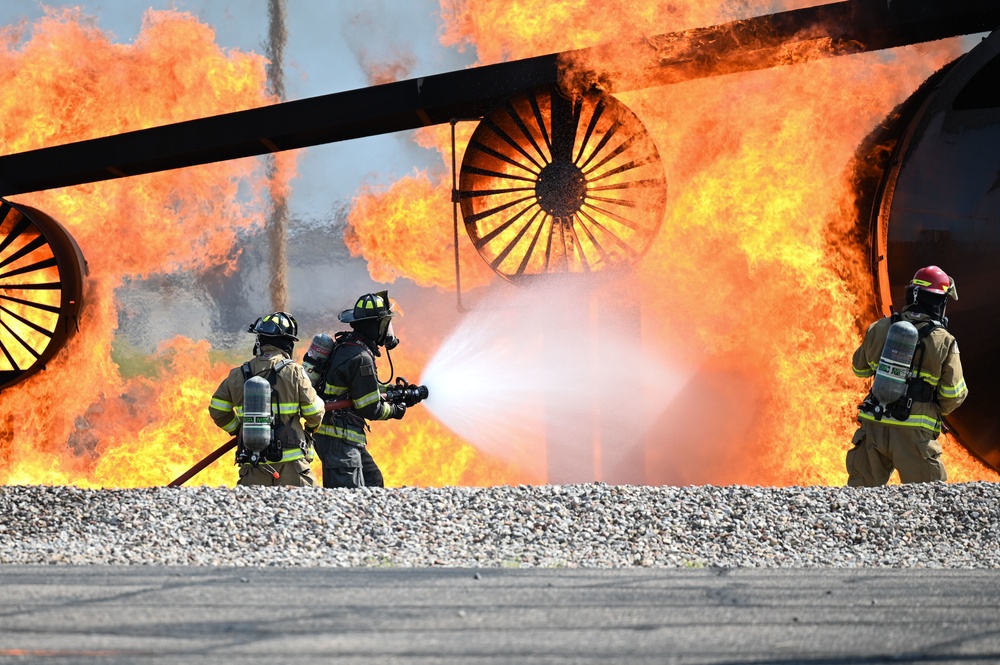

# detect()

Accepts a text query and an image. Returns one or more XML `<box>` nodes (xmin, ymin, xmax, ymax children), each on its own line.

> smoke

<box><xmin>340</xmin><ymin>2</ymin><xmax>417</xmax><ymax>85</ymax></box>
<box><xmin>420</xmin><ymin>277</ymin><xmax>692</xmax><ymax>484</ymax></box>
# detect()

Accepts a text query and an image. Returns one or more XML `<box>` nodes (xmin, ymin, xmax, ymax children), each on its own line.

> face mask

<box><xmin>380</xmin><ymin>320</ymin><xmax>400</xmax><ymax>350</ymax></box>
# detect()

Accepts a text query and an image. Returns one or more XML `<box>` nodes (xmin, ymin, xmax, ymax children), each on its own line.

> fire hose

<box><xmin>167</xmin><ymin>379</ymin><xmax>428</xmax><ymax>487</ymax></box>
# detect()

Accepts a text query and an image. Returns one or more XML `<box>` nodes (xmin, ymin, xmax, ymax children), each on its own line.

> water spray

<box><xmin>418</xmin><ymin>280</ymin><xmax>690</xmax><ymax>484</ymax></box>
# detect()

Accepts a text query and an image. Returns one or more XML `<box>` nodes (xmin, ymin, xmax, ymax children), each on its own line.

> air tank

<box><xmin>302</xmin><ymin>332</ymin><xmax>334</xmax><ymax>387</ymax></box>
<box><xmin>872</xmin><ymin>320</ymin><xmax>919</xmax><ymax>406</ymax></box>
<box><xmin>857</xmin><ymin>28</ymin><xmax>1000</xmax><ymax>469</ymax></box>
<box><xmin>242</xmin><ymin>375</ymin><xmax>273</xmax><ymax>453</ymax></box>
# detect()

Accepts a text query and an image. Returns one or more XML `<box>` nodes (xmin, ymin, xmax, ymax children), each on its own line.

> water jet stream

<box><xmin>420</xmin><ymin>279</ymin><xmax>691</xmax><ymax>484</ymax></box>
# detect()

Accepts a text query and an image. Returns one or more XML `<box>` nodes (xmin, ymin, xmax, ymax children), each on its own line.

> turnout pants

<box><xmin>237</xmin><ymin>457</ymin><xmax>317</xmax><ymax>487</ymax></box>
<box><xmin>846</xmin><ymin>419</ymin><xmax>947</xmax><ymax>486</ymax></box>
<box><xmin>313</xmin><ymin>435</ymin><xmax>385</xmax><ymax>488</ymax></box>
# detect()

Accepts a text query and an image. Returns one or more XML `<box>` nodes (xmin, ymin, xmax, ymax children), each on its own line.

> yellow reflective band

<box><xmin>912</xmin><ymin>279</ymin><xmax>932</xmax><ymax>287</ymax></box>
<box><xmin>354</xmin><ymin>390</ymin><xmax>380</xmax><ymax>409</ymax></box>
<box><xmin>210</xmin><ymin>398</ymin><xmax>234</xmax><ymax>412</ymax></box>
<box><xmin>240</xmin><ymin>447</ymin><xmax>307</xmax><ymax>467</ymax></box>
<box><xmin>858</xmin><ymin>411</ymin><xmax>941</xmax><ymax>433</ymax></box>
<box><xmin>854</xmin><ymin>366</ymin><xmax>874</xmax><ymax>378</ymax></box>
<box><xmin>222</xmin><ymin>416</ymin><xmax>240</xmax><ymax>433</ymax></box>
<box><xmin>301</xmin><ymin>402</ymin><xmax>322</xmax><ymax>417</ymax></box>
<box><xmin>279</xmin><ymin>447</ymin><xmax>306</xmax><ymax>463</ymax></box>
<box><xmin>938</xmin><ymin>380</ymin><xmax>967</xmax><ymax>399</ymax></box>
<box><xmin>315</xmin><ymin>423</ymin><xmax>367</xmax><ymax>445</ymax></box>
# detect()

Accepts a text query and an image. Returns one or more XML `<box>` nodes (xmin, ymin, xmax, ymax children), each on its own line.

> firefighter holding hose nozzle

<box><xmin>311</xmin><ymin>291</ymin><xmax>427</xmax><ymax>488</ymax></box>
<box><xmin>847</xmin><ymin>266</ymin><xmax>968</xmax><ymax>486</ymax></box>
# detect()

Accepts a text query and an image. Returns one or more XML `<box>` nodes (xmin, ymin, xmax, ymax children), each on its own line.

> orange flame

<box><xmin>343</xmin><ymin>0</ymin><xmax>1000</xmax><ymax>486</ymax></box>
<box><xmin>1</xmin><ymin>0</ymin><xmax>534</xmax><ymax>498</ymax></box>
<box><xmin>1</xmin><ymin>4</ymin><xmax>996</xmax><ymax>490</ymax></box>
<box><xmin>0</xmin><ymin>9</ymin><xmax>281</xmax><ymax>488</ymax></box>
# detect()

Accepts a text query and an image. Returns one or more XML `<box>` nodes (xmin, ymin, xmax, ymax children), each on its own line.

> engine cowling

<box><xmin>859</xmin><ymin>28</ymin><xmax>1000</xmax><ymax>470</ymax></box>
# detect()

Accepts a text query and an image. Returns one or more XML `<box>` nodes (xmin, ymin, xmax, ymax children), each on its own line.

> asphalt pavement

<box><xmin>1</xmin><ymin>566</ymin><xmax>999</xmax><ymax>664</ymax></box>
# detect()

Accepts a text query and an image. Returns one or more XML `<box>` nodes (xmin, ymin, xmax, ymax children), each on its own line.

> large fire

<box><xmin>347</xmin><ymin>0</ymin><xmax>999</xmax><ymax>486</ymax></box>
<box><xmin>0</xmin><ymin>8</ymin><xmax>280</xmax><ymax>488</ymax></box>
<box><xmin>1</xmin><ymin>3</ymin><xmax>996</xmax><ymax>489</ymax></box>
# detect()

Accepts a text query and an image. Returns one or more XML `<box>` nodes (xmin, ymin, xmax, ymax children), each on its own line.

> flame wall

<box><xmin>1</xmin><ymin>3</ymin><xmax>996</xmax><ymax>489</ymax></box>
<box><xmin>346</xmin><ymin>0</ymin><xmax>1000</xmax><ymax>485</ymax></box>
<box><xmin>0</xmin><ymin>8</ymin><xmax>279</xmax><ymax>488</ymax></box>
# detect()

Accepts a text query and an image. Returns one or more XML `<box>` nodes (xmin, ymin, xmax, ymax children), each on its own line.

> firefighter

<box><xmin>312</xmin><ymin>291</ymin><xmax>407</xmax><ymax>488</ymax></box>
<box><xmin>847</xmin><ymin>266</ymin><xmax>968</xmax><ymax>486</ymax></box>
<box><xmin>208</xmin><ymin>311</ymin><xmax>325</xmax><ymax>487</ymax></box>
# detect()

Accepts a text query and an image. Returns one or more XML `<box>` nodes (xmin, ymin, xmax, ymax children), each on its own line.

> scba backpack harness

<box><xmin>860</xmin><ymin>312</ymin><xmax>942</xmax><ymax>422</ymax></box>
<box><xmin>236</xmin><ymin>358</ymin><xmax>295</xmax><ymax>466</ymax></box>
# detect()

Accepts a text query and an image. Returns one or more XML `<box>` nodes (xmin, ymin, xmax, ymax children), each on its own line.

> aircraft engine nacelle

<box><xmin>856</xmin><ymin>27</ymin><xmax>1000</xmax><ymax>469</ymax></box>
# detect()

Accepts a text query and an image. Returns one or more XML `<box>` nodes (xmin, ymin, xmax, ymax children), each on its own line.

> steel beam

<box><xmin>0</xmin><ymin>1</ymin><xmax>996</xmax><ymax>196</ymax></box>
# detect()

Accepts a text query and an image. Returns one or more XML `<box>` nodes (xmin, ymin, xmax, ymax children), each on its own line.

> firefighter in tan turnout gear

<box><xmin>312</xmin><ymin>291</ymin><xmax>407</xmax><ymax>488</ymax></box>
<box><xmin>209</xmin><ymin>311</ymin><xmax>325</xmax><ymax>487</ymax></box>
<box><xmin>847</xmin><ymin>266</ymin><xmax>968</xmax><ymax>486</ymax></box>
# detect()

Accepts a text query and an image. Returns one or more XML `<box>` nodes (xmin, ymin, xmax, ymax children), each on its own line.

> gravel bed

<box><xmin>0</xmin><ymin>482</ymin><xmax>998</xmax><ymax>568</ymax></box>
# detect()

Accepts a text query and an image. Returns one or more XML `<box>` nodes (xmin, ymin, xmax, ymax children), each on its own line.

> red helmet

<box><xmin>911</xmin><ymin>265</ymin><xmax>958</xmax><ymax>300</ymax></box>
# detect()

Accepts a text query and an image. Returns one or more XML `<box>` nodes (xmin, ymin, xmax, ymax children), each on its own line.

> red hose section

<box><xmin>168</xmin><ymin>399</ymin><xmax>352</xmax><ymax>486</ymax></box>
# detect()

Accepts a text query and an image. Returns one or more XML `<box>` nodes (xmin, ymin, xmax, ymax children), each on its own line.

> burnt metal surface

<box><xmin>0</xmin><ymin>1</ymin><xmax>996</xmax><ymax>196</ymax></box>
<box><xmin>0</xmin><ymin>201</ymin><xmax>87</xmax><ymax>392</ymax></box>
<box><xmin>862</xmin><ymin>29</ymin><xmax>1000</xmax><ymax>470</ymax></box>
<box><xmin>459</xmin><ymin>86</ymin><xmax>666</xmax><ymax>282</ymax></box>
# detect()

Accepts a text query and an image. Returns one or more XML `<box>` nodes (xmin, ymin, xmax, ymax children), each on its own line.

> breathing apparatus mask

<box><xmin>380</xmin><ymin>319</ymin><xmax>400</xmax><ymax>351</ymax></box>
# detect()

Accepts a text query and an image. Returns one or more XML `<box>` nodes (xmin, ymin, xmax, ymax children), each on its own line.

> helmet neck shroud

<box><xmin>256</xmin><ymin>334</ymin><xmax>295</xmax><ymax>356</ymax></box>
<box><xmin>906</xmin><ymin>286</ymin><xmax>949</xmax><ymax>323</ymax></box>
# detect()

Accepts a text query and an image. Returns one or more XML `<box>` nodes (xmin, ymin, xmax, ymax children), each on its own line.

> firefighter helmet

<box><xmin>247</xmin><ymin>311</ymin><xmax>299</xmax><ymax>340</ymax></box>
<box><xmin>338</xmin><ymin>291</ymin><xmax>396</xmax><ymax>324</ymax></box>
<box><xmin>911</xmin><ymin>266</ymin><xmax>958</xmax><ymax>301</ymax></box>
<box><xmin>339</xmin><ymin>291</ymin><xmax>400</xmax><ymax>350</ymax></box>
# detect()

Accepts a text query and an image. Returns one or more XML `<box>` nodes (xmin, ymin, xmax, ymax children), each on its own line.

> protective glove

<box><xmin>389</xmin><ymin>403</ymin><xmax>407</xmax><ymax>420</ymax></box>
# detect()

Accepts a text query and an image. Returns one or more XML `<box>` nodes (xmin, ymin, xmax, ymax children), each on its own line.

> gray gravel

<box><xmin>0</xmin><ymin>482</ymin><xmax>998</xmax><ymax>567</ymax></box>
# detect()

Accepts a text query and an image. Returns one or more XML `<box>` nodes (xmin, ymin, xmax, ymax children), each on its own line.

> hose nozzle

<box><xmin>385</xmin><ymin>377</ymin><xmax>429</xmax><ymax>407</ymax></box>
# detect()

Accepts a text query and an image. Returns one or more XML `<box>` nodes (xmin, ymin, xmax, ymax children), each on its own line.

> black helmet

<box><xmin>338</xmin><ymin>291</ymin><xmax>395</xmax><ymax>324</ymax></box>
<box><xmin>339</xmin><ymin>291</ymin><xmax>400</xmax><ymax>350</ymax></box>
<box><xmin>247</xmin><ymin>311</ymin><xmax>299</xmax><ymax>341</ymax></box>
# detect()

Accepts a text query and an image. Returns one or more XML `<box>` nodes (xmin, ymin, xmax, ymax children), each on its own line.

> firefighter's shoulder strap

<box><xmin>896</xmin><ymin>314</ymin><xmax>942</xmax><ymax>404</ymax></box>
<box><xmin>241</xmin><ymin>358</ymin><xmax>294</xmax><ymax>384</ymax></box>
<box><xmin>888</xmin><ymin>312</ymin><xmax>941</xmax><ymax>343</ymax></box>
<box><xmin>326</xmin><ymin>332</ymin><xmax>369</xmax><ymax>375</ymax></box>
<box><xmin>326</xmin><ymin>332</ymin><xmax>371</xmax><ymax>431</ymax></box>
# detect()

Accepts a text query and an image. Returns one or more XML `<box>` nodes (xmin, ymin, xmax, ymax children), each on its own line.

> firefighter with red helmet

<box><xmin>312</xmin><ymin>291</ymin><xmax>407</xmax><ymax>488</ymax></box>
<box><xmin>208</xmin><ymin>311</ymin><xmax>325</xmax><ymax>487</ymax></box>
<box><xmin>847</xmin><ymin>266</ymin><xmax>968</xmax><ymax>485</ymax></box>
